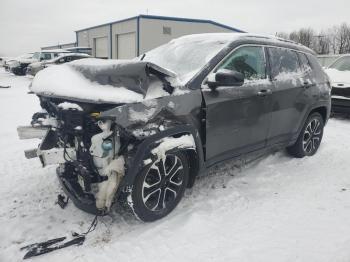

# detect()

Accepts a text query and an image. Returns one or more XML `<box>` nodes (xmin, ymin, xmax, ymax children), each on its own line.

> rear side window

<box><xmin>268</xmin><ymin>47</ymin><xmax>300</xmax><ymax>78</ymax></box>
<box><xmin>43</xmin><ymin>53</ymin><xmax>52</xmax><ymax>60</ymax></box>
<box><xmin>217</xmin><ymin>46</ymin><xmax>266</xmax><ymax>80</ymax></box>
<box><xmin>298</xmin><ymin>53</ymin><xmax>312</xmax><ymax>74</ymax></box>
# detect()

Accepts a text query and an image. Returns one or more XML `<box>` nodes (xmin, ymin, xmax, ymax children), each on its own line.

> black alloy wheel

<box><xmin>130</xmin><ymin>151</ymin><xmax>189</xmax><ymax>222</ymax></box>
<box><xmin>287</xmin><ymin>112</ymin><xmax>324</xmax><ymax>158</ymax></box>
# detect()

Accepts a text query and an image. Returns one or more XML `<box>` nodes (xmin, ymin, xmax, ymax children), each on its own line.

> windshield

<box><xmin>329</xmin><ymin>56</ymin><xmax>350</xmax><ymax>71</ymax></box>
<box><xmin>142</xmin><ymin>36</ymin><xmax>231</xmax><ymax>83</ymax></box>
<box><xmin>32</xmin><ymin>52</ymin><xmax>40</xmax><ymax>60</ymax></box>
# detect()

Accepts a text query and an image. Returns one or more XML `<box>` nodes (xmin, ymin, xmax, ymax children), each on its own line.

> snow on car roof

<box><xmin>48</xmin><ymin>53</ymin><xmax>90</xmax><ymax>62</ymax></box>
<box><xmin>173</xmin><ymin>32</ymin><xmax>299</xmax><ymax>45</ymax></box>
<box><xmin>41</xmin><ymin>49</ymin><xmax>70</xmax><ymax>53</ymax></box>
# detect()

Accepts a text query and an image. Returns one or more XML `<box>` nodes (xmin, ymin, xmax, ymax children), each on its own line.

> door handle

<box><xmin>257</xmin><ymin>89</ymin><xmax>272</xmax><ymax>96</ymax></box>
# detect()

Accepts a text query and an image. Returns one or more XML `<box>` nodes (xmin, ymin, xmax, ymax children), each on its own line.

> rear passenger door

<box><xmin>266</xmin><ymin>47</ymin><xmax>311</xmax><ymax>146</ymax></box>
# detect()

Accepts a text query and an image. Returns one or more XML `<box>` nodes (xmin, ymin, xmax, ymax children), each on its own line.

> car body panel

<box><xmin>22</xmin><ymin>33</ymin><xmax>331</xmax><ymax>215</ymax></box>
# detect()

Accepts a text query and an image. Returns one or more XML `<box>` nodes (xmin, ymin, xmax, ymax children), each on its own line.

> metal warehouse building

<box><xmin>76</xmin><ymin>14</ymin><xmax>243</xmax><ymax>59</ymax></box>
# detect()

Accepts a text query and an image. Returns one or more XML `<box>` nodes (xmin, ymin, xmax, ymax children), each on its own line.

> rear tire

<box><xmin>287</xmin><ymin>112</ymin><xmax>324</xmax><ymax>158</ymax></box>
<box><xmin>129</xmin><ymin>151</ymin><xmax>189</xmax><ymax>222</ymax></box>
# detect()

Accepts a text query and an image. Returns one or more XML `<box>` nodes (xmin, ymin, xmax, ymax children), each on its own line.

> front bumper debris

<box><xmin>17</xmin><ymin>125</ymin><xmax>48</xmax><ymax>140</ymax></box>
<box><xmin>56</xmin><ymin>165</ymin><xmax>105</xmax><ymax>215</ymax></box>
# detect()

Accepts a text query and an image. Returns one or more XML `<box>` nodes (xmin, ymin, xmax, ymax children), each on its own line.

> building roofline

<box><xmin>75</xmin><ymin>14</ymin><xmax>244</xmax><ymax>33</ymax></box>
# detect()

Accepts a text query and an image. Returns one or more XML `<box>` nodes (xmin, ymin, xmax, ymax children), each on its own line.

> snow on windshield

<box><xmin>143</xmin><ymin>34</ymin><xmax>236</xmax><ymax>83</ymax></box>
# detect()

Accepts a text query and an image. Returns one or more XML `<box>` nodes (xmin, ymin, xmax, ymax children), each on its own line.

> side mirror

<box><xmin>207</xmin><ymin>69</ymin><xmax>244</xmax><ymax>90</ymax></box>
<box><xmin>40</xmin><ymin>57</ymin><xmax>44</xmax><ymax>61</ymax></box>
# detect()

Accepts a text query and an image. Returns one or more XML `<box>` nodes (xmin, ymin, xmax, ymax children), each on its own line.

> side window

<box><xmin>298</xmin><ymin>53</ymin><xmax>312</xmax><ymax>74</ymax></box>
<box><xmin>41</xmin><ymin>53</ymin><xmax>51</xmax><ymax>60</ymax></box>
<box><xmin>268</xmin><ymin>48</ymin><xmax>300</xmax><ymax>78</ymax></box>
<box><xmin>57</xmin><ymin>58</ymin><xmax>65</xmax><ymax>64</ymax></box>
<box><xmin>217</xmin><ymin>46</ymin><xmax>266</xmax><ymax>80</ymax></box>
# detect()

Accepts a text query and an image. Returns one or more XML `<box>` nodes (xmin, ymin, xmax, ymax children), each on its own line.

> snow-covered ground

<box><xmin>1</xmin><ymin>67</ymin><xmax>350</xmax><ymax>262</ymax></box>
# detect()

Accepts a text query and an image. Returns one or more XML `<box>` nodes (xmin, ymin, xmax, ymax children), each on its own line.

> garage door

<box><xmin>117</xmin><ymin>32</ymin><xmax>136</xmax><ymax>59</ymax></box>
<box><xmin>94</xmin><ymin>37</ymin><xmax>108</xmax><ymax>59</ymax></box>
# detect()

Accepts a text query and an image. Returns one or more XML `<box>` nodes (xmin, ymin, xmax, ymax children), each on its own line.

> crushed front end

<box><xmin>18</xmin><ymin>98</ymin><xmax>128</xmax><ymax>215</ymax></box>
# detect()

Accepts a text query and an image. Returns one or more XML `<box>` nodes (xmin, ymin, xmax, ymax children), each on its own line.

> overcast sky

<box><xmin>1</xmin><ymin>0</ymin><xmax>349</xmax><ymax>56</ymax></box>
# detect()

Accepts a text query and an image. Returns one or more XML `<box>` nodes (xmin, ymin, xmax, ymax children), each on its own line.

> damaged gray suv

<box><xmin>19</xmin><ymin>33</ymin><xmax>331</xmax><ymax>222</ymax></box>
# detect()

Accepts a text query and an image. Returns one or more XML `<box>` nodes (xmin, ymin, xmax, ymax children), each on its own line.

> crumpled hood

<box><xmin>30</xmin><ymin>58</ymin><xmax>178</xmax><ymax>104</ymax></box>
<box><xmin>70</xmin><ymin>59</ymin><xmax>176</xmax><ymax>95</ymax></box>
<box><xmin>325</xmin><ymin>68</ymin><xmax>350</xmax><ymax>87</ymax></box>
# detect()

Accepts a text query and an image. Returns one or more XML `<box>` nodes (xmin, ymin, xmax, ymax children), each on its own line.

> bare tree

<box><xmin>275</xmin><ymin>32</ymin><xmax>289</xmax><ymax>40</ymax></box>
<box><xmin>273</xmin><ymin>23</ymin><xmax>350</xmax><ymax>55</ymax></box>
<box><xmin>313</xmin><ymin>32</ymin><xmax>330</xmax><ymax>55</ymax></box>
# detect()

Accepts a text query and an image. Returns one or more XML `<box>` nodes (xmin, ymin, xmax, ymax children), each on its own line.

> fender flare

<box><xmin>292</xmin><ymin>101</ymin><xmax>330</xmax><ymax>144</ymax></box>
<box><xmin>121</xmin><ymin>124</ymin><xmax>205</xmax><ymax>187</ymax></box>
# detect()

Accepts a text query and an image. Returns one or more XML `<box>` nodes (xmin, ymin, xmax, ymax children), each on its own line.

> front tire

<box><xmin>287</xmin><ymin>112</ymin><xmax>324</xmax><ymax>158</ymax></box>
<box><xmin>129</xmin><ymin>151</ymin><xmax>189</xmax><ymax>222</ymax></box>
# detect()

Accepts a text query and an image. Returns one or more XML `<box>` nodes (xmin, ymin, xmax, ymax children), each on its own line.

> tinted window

<box><xmin>268</xmin><ymin>48</ymin><xmax>300</xmax><ymax>77</ymax></box>
<box><xmin>298</xmin><ymin>53</ymin><xmax>312</xmax><ymax>73</ymax></box>
<box><xmin>217</xmin><ymin>46</ymin><xmax>266</xmax><ymax>80</ymax></box>
<box><xmin>329</xmin><ymin>56</ymin><xmax>350</xmax><ymax>71</ymax></box>
<box><xmin>42</xmin><ymin>53</ymin><xmax>52</xmax><ymax>60</ymax></box>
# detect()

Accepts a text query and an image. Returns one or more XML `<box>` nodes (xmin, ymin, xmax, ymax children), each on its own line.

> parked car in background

<box><xmin>9</xmin><ymin>50</ymin><xmax>70</xmax><ymax>76</ymax></box>
<box><xmin>19</xmin><ymin>33</ymin><xmax>330</xmax><ymax>222</ymax></box>
<box><xmin>26</xmin><ymin>53</ymin><xmax>90</xmax><ymax>76</ymax></box>
<box><xmin>317</xmin><ymin>54</ymin><xmax>341</xmax><ymax>68</ymax></box>
<box><xmin>65</xmin><ymin>47</ymin><xmax>92</xmax><ymax>55</ymax></box>
<box><xmin>324</xmin><ymin>54</ymin><xmax>350</xmax><ymax>113</ymax></box>
<box><xmin>4</xmin><ymin>53</ymin><xmax>34</xmax><ymax>73</ymax></box>
<box><xmin>0</xmin><ymin>57</ymin><xmax>12</xmax><ymax>67</ymax></box>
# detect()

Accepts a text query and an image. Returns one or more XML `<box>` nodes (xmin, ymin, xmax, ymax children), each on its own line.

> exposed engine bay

<box><xmin>18</xmin><ymin>98</ymin><xmax>130</xmax><ymax>214</ymax></box>
<box><xmin>17</xmin><ymin>59</ymin><xmax>201</xmax><ymax>217</ymax></box>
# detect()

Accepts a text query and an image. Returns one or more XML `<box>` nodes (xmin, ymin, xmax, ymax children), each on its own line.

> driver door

<box><xmin>202</xmin><ymin>46</ymin><xmax>273</xmax><ymax>164</ymax></box>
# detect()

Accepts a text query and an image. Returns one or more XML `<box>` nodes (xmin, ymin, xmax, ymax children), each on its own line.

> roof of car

<box><xmin>41</xmin><ymin>49</ymin><xmax>70</xmax><ymax>53</ymax></box>
<box><xmin>47</xmin><ymin>53</ymin><xmax>90</xmax><ymax>63</ymax></box>
<box><xmin>177</xmin><ymin>33</ymin><xmax>315</xmax><ymax>55</ymax></box>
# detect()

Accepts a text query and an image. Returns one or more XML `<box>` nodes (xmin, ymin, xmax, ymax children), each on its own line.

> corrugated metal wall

<box><xmin>76</xmin><ymin>16</ymin><xmax>240</xmax><ymax>60</ymax></box>
<box><xmin>139</xmin><ymin>18</ymin><xmax>233</xmax><ymax>55</ymax></box>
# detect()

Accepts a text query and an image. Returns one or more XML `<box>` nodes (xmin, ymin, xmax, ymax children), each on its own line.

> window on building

<box><xmin>163</xmin><ymin>26</ymin><xmax>172</xmax><ymax>35</ymax></box>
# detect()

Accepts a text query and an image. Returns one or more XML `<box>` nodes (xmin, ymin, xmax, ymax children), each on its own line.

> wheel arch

<box><xmin>121</xmin><ymin>125</ymin><xmax>205</xmax><ymax>188</ymax></box>
<box><xmin>308</xmin><ymin>106</ymin><xmax>328</xmax><ymax>123</ymax></box>
<box><xmin>291</xmin><ymin>104</ymin><xmax>330</xmax><ymax>146</ymax></box>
